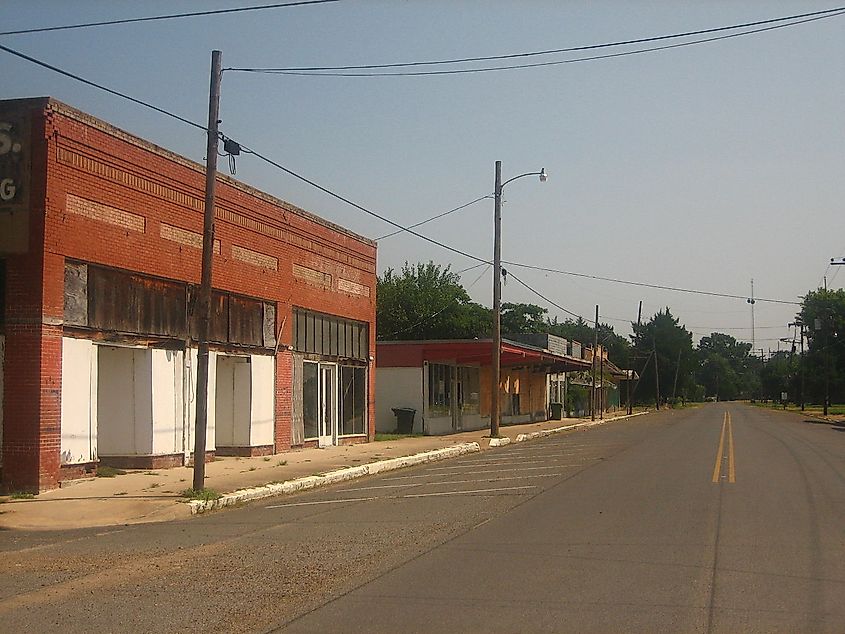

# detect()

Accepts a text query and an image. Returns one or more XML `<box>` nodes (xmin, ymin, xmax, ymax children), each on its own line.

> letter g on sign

<box><xmin>0</xmin><ymin>178</ymin><xmax>15</xmax><ymax>201</ymax></box>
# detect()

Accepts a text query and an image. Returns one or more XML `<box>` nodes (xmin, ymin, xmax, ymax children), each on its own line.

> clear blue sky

<box><xmin>3</xmin><ymin>1</ymin><xmax>844</xmax><ymax>351</ymax></box>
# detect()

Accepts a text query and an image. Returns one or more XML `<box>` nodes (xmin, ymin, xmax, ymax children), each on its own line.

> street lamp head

<box><xmin>539</xmin><ymin>168</ymin><xmax>547</xmax><ymax>183</ymax></box>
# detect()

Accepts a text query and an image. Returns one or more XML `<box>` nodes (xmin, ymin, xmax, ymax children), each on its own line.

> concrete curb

<box><xmin>189</xmin><ymin>442</ymin><xmax>481</xmax><ymax>514</ymax></box>
<box><xmin>514</xmin><ymin>411</ymin><xmax>649</xmax><ymax>443</ymax></box>
<box><xmin>488</xmin><ymin>437</ymin><xmax>511</xmax><ymax>447</ymax></box>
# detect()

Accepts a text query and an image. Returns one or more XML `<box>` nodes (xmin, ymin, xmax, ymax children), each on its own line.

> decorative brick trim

<box><xmin>293</xmin><ymin>263</ymin><xmax>332</xmax><ymax>287</ymax></box>
<box><xmin>66</xmin><ymin>194</ymin><xmax>145</xmax><ymax>233</ymax></box>
<box><xmin>160</xmin><ymin>223</ymin><xmax>220</xmax><ymax>253</ymax></box>
<box><xmin>57</xmin><ymin>144</ymin><xmax>375</xmax><ymax>273</ymax></box>
<box><xmin>232</xmin><ymin>244</ymin><xmax>278</xmax><ymax>271</ymax></box>
<box><xmin>338</xmin><ymin>278</ymin><xmax>371</xmax><ymax>297</ymax></box>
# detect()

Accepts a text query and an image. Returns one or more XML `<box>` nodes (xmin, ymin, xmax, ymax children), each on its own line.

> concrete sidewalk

<box><xmin>0</xmin><ymin>411</ymin><xmax>647</xmax><ymax>531</ymax></box>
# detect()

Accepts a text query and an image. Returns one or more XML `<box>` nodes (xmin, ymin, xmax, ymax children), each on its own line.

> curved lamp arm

<box><xmin>501</xmin><ymin>168</ymin><xmax>547</xmax><ymax>190</ymax></box>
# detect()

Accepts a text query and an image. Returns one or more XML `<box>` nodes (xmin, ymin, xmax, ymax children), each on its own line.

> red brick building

<box><xmin>0</xmin><ymin>98</ymin><xmax>377</xmax><ymax>492</ymax></box>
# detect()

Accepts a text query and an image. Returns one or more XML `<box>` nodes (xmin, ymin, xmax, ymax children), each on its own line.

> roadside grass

<box><xmin>9</xmin><ymin>491</ymin><xmax>36</xmax><ymax>500</ymax></box>
<box><xmin>180</xmin><ymin>488</ymin><xmax>221</xmax><ymax>501</ymax></box>
<box><xmin>96</xmin><ymin>466</ymin><xmax>127</xmax><ymax>478</ymax></box>
<box><xmin>375</xmin><ymin>432</ymin><xmax>422</xmax><ymax>441</ymax></box>
<box><xmin>751</xmin><ymin>401</ymin><xmax>845</xmax><ymax>416</ymax></box>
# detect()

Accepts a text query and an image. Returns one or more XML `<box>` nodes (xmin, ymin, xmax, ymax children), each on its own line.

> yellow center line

<box><xmin>711</xmin><ymin>412</ymin><xmax>727</xmax><ymax>483</ymax></box>
<box><xmin>727</xmin><ymin>411</ymin><xmax>736</xmax><ymax>483</ymax></box>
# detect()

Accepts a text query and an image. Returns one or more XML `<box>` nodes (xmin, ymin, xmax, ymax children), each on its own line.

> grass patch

<box><xmin>248</xmin><ymin>466</ymin><xmax>257</xmax><ymax>472</ymax></box>
<box><xmin>114</xmin><ymin>491</ymin><xmax>128</xmax><ymax>496</ymax></box>
<box><xmin>10</xmin><ymin>491</ymin><xmax>36</xmax><ymax>500</ymax></box>
<box><xmin>375</xmin><ymin>433</ymin><xmax>422</xmax><ymax>441</ymax></box>
<box><xmin>263</xmin><ymin>456</ymin><xmax>271</xmax><ymax>462</ymax></box>
<box><xmin>148</xmin><ymin>482</ymin><xmax>161</xmax><ymax>489</ymax></box>
<box><xmin>143</xmin><ymin>471</ymin><xmax>159</xmax><ymax>476</ymax></box>
<box><xmin>180</xmin><ymin>488</ymin><xmax>221</xmax><ymax>501</ymax></box>
<box><xmin>96</xmin><ymin>466</ymin><xmax>127</xmax><ymax>478</ymax></box>
<box><xmin>276</xmin><ymin>460</ymin><xmax>288</xmax><ymax>467</ymax></box>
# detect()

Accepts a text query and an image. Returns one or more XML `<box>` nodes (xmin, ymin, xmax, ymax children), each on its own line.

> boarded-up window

<box><xmin>65</xmin><ymin>262</ymin><xmax>275</xmax><ymax>349</ymax></box>
<box><xmin>292</xmin><ymin>308</ymin><xmax>369</xmax><ymax>360</ymax></box>
<box><xmin>88</xmin><ymin>266</ymin><xmax>187</xmax><ymax>337</ymax></box>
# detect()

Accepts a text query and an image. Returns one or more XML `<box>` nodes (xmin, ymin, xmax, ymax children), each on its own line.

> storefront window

<box><xmin>428</xmin><ymin>364</ymin><xmax>452</xmax><ymax>416</ymax></box>
<box><xmin>340</xmin><ymin>365</ymin><xmax>366</xmax><ymax>436</ymax></box>
<box><xmin>303</xmin><ymin>361</ymin><xmax>319</xmax><ymax>439</ymax></box>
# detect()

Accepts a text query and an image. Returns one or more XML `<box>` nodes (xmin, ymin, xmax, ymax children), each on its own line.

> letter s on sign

<box><xmin>0</xmin><ymin>178</ymin><xmax>16</xmax><ymax>201</ymax></box>
<box><xmin>0</xmin><ymin>122</ymin><xmax>12</xmax><ymax>156</ymax></box>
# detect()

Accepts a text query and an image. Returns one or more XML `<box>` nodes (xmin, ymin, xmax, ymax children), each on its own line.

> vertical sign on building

<box><xmin>0</xmin><ymin>105</ymin><xmax>30</xmax><ymax>253</ymax></box>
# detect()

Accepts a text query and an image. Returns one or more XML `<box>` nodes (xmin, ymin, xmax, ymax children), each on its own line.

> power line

<box><xmin>0</xmin><ymin>0</ymin><xmax>343</xmax><ymax>36</ymax></box>
<box><xmin>376</xmin><ymin>194</ymin><xmax>490</xmax><ymax>241</ymax></box>
<box><xmin>1</xmin><ymin>43</ymin><xmax>806</xmax><ymax>310</ymax></box>
<box><xmin>228</xmin><ymin>8</ymin><xmax>845</xmax><ymax>77</ymax></box>
<box><xmin>506</xmin><ymin>270</ymin><xmax>584</xmax><ymax>321</ymax></box>
<box><xmin>0</xmin><ymin>43</ymin><xmax>206</xmax><ymax>131</ymax></box>
<box><xmin>501</xmin><ymin>260</ymin><xmax>801</xmax><ymax>306</ymax></box>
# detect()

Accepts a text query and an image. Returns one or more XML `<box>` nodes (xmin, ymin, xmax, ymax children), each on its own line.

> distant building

<box><xmin>0</xmin><ymin>98</ymin><xmax>376</xmax><ymax>492</ymax></box>
<box><xmin>376</xmin><ymin>337</ymin><xmax>592</xmax><ymax>435</ymax></box>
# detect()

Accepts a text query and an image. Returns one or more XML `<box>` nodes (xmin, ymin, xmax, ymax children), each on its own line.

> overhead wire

<box><xmin>0</xmin><ymin>0</ymin><xmax>343</xmax><ymax>36</ymax></box>
<box><xmin>0</xmin><ymin>41</ymin><xmax>807</xmax><ymax>313</ymax></box>
<box><xmin>376</xmin><ymin>194</ymin><xmax>490</xmax><ymax>241</ymax></box>
<box><xmin>228</xmin><ymin>8</ymin><xmax>845</xmax><ymax>77</ymax></box>
<box><xmin>0</xmin><ymin>43</ymin><xmax>207</xmax><ymax>131</ymax></box>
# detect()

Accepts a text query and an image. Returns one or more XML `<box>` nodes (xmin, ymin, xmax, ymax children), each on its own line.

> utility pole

<box><xmin>653</xmin><ymin>337</ymin><xmax>661</xmax><ymax>410</ymax></box>
<box><xmin>599</xmin><ymin>342</ymin><xmax>604</xmax><ymax>419</ymax></box>
<box><xmin>800</xmin><ymin>322</ymin><xmax>806</xmax><ymax>411</ymax></box>
<box><xmin>193</xmin><ymin>49</ymin><xmax>222</xmax><ymax>492</ymax></box>
<box><xmin>626</xmin><ymin>369</ymin><xmax>632</xmax><ymax>415</ymax></box>
<box><xmin>490</xmin><ymin>160</ymin><xmax>502</xmax><ymax>438</ymax></box>
<box><xmin>592</xmin><ymin>305</ymin><xmax>598</xmax><ymax>421</ymax></box>
<box><xmin>672</xmin><ymin>347</ymin><xmax>682</xmax><ymax>402</ymax></box>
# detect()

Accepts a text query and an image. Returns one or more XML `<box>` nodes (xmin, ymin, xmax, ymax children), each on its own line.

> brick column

<box><xmin>1</xmin><ymin>108</ymin><xmax>63</xmax><ymax>493</ymax></box>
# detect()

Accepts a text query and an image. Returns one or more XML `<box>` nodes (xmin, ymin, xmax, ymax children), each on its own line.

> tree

<box><xmin>696</xmin><ymin>332</ymin><xmax>756</xmax><ymax>400</ymax></box>
<box><xmin>796</xmin><ymin>288</ymin><xmax>845</xmax><ymax>406</ymax></box>
<box><xmin>377</xmin><ymin>262</ymin><xmax>491</xmax><ymax>340</ymax></box>
<box><xmin>501</xmin><ymin>302</ymin><xmax>548</xmax><ymax>334</ymax></box>
<box><xmin>631</xmin><ymin>308</ymin><xmax>695</xmax><ymax>405</ymax></box>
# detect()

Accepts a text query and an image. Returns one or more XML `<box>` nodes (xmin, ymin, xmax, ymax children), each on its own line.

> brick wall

<box><xmin>1</xmin><ymin>98</ymin><xmax>377</xmax><ymax>491</ymax></box>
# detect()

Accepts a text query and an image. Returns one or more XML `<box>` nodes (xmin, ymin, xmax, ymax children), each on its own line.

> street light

<box><xmin>491</xmin><ymin>161</ymin><xmax>547</xmax><ymax>438</ymax></box>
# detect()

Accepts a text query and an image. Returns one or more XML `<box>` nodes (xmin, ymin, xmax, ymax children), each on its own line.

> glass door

<box><xmin>318</xmin><ymin>363</ymin><xmax>337</xmax><ymax>447</ymax></box>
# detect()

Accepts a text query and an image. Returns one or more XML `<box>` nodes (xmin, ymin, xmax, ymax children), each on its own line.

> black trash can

<box><xmin>391</xmin><ymin>407</ymin><xmax>416</xmax><ymax>434</ymax></box>
<box><xmin>549</xmin><ymin>402</ymin><xmax>564</xmax><ymax>420</ymax></box>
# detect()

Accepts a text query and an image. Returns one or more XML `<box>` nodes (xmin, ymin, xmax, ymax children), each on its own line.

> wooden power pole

<box><xmin>193</xmin><ymin>50</ymin><xmax>222</xmax><ymax>492</ymax></box>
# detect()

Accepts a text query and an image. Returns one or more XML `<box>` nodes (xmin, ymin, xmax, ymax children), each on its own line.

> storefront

<box><xmin>0</xmin><ymin>98</ymin><xmax>376</xmax><ymax>492</ymax></box>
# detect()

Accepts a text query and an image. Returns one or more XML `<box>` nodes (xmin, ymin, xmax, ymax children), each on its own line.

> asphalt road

<box><xmin>2</xmin><ymin>403</ymin><xmax>844</xmax><ymax>633</ymax></box>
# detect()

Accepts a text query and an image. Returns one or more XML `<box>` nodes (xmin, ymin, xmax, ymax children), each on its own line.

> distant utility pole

<box><xmin>193</xmin><ymin>49</ymin><xmax>222</xmax><ymax>492</ymax></box>
<box><xmin>672</xmin><ymin>347</ymin><xmax>682</xmax><ymax>401</ymax></box>
<box><xmin>592</xmin><ymin>305</ymin><xmax>598</xmax><ymax>421</ymax></box>
<box><xmin>653</xmin><ymin>337</ymin><xmax>661</xmax><ymax>410</ymax></box>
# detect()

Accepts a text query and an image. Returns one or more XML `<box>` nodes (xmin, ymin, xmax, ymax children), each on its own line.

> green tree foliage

<box><xmin>377</xmin><ymin>262</ymin><xmax>491</xmax><ymax>340</ymax></box>
<box><xmin>501</xmin><ymin>303</ymin><xmax>548</xmax><ymax>334</ymax></box>
<box><xmin>631</xmin><ymin>308</ymin><xmax>695</xmax><ymax>405</ymax></box>
<box><xmin>797</xmin><ymin>288</ymin><xmax>845</xmax><ymax>405</ymax></box>
<box><xmin>697</xmin><ymin>332</ymin><xmax>758</xmax><ymax>401</ymax></box>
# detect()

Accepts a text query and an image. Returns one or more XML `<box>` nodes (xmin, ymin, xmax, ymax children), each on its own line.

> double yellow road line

<box><xmin>711</xmin><ymin>411</ymin><xmax>736</xmax><ymax>483</ymax></box>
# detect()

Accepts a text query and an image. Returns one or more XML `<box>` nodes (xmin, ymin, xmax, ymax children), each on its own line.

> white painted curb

<box><xmin>189</xmin><ymin>442</ymin><xmax>481</xmax><ymax>514</ymax></box>
<box><xmin>488</xmin><ymin>437</ymin><xmax>511</xmax><ymax>447</ymax></box>
<box><xmin>514</xmin><ymin>411</ymin><xmax>649</xmax><ymax>443</ymax></box>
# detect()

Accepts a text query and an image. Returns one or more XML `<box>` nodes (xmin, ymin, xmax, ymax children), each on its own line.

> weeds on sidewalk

<box><xmin>180</xmin><ymin>488</ymin><xmax>222</xmax><ymax>501</ymax></box>
<box><xmin>9</xmin><ymin>491</ymin><xmax>35</xmax><ymax>500</ymax></box>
